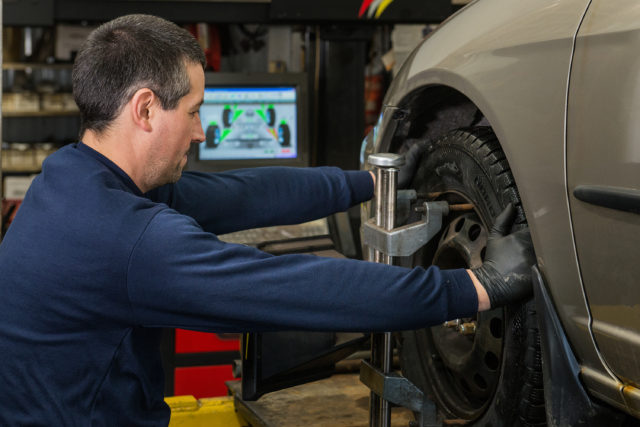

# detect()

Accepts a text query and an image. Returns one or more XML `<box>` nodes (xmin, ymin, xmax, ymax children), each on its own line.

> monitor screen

<box><xmin>199</xmin><ymin>86</ymin><xmax>298</xmax><ymax>161</ymax></box>
<box><xmin>188</xmin><ymin>73</ymin><xmax>308</xmax><ymax>172</ymax></box>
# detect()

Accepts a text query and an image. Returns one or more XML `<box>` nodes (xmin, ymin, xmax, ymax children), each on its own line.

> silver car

<box><xmin>361</xmin><ymin>0</ymin><xmax>640</xmax><ymax>425</ymax></box>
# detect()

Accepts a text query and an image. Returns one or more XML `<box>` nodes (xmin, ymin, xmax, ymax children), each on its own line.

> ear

<box><xmin>129</xmin><ymin>88</ymin><xmax>156</xmax><ymax>132</ymax></box>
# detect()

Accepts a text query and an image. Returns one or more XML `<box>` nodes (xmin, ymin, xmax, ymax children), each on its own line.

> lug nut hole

<box><xmin>468</xmin><ymin>224</ymin><xmax>481</xmax><ymax>241</ymax></box>
<box><xmin>474</xmin><ymin>374</ymin><xmax>487</xmax><ymax>390</ymax></box>
<box><xmin>484</xmin><ymin>351</ymin><xmax>500</xmax><ymax>371</ymax></box>
<box><xmin>490</xmin><ymin>318</ymin><xmax>503</xmax><ymax>339</ymax></box>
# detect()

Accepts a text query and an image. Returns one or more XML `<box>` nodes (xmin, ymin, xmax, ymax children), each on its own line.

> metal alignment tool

<box><xmin>361</xmin><ymin>152</ymin><xmax>473</xmax><ymax>427</ymax></box>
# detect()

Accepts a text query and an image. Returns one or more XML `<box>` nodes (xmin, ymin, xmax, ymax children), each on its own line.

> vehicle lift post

<box><xmin>363</xmin><ymin>153</ymin><xmax>446</xmax><ymax>427</ymax></box>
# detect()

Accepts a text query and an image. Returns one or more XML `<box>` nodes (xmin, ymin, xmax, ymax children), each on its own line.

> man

<box><xmin>0</xmin><ymin>14</ymin><xmax>534</xmax><ymax>425</ymax></box>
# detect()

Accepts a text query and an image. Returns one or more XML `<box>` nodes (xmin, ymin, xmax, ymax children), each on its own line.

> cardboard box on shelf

<box><xmin>2</xmin><ymin>92</ymin><xmax>40</xmax><ymax>113</ymax></box>
<box><xmin>2</xmin><ymin>143</ymin><xmax>57</xmax><ymax>172</ymax></box>
<box><xmin>41</xmin><ymin>93</ymin><xmax>78</xmax><ymax>112</ymax></box>
<box><xmin>2</xmin><ymin>175</ymin><xmax>36</xmax><ymax>233</ymax></box>
<box><xmin>55</xmin><ymin>24</ymin><xmax>96</xmax><ymax>61</ymax></box>
<box><xmin>1</xmin><ymin>143</ymin><xmax>37</xmax><ymax>171</ymax></box>
<box><xmin>3</xmin><ymin>175</ymin><xmax>36</xmax><ymax>199</ymax></box>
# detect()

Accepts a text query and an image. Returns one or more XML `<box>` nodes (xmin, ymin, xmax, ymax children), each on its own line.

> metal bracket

<box><xmin>360</xmin><ymin>360</ymin><xmax>442</xmax><ymax>427</ymax></box>
<box><xmin>362</xmin><ymin>201</ymin><xmax>449</xmax><ymax>257</ymax></box>
<box><xmin>396</xmin><ymin>190</ymin><xmax>417</xmax><ymax>225</ymax></box>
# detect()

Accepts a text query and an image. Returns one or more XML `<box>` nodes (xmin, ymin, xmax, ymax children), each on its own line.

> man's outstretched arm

<box><xmin>147</xmin><ymin>167</ymin><xmax>374</xmax><ymax>235</ymax></box>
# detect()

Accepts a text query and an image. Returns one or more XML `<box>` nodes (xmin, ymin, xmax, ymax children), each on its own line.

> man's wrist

<box><xmin>467</xmin><ymin>269</ymin><xmax>490</xmax><ymax>311</ymax></box>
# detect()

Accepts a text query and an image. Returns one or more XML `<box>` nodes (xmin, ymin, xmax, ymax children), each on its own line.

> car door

<box><xmin>567</xmin><ymin>0</ymin><xmax>640</xmax><ymax>391</ymax></box>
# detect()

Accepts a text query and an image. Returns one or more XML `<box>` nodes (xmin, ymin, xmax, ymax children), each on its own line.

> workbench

<box><xmin>227</xmin><ymin>372</ymin><xmax>415</xmax><ymax>426</ymax></box>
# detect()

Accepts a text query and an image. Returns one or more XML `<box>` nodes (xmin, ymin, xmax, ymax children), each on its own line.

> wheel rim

<box><xmin>415</xmin><ymin>193</ymin><xmax>505</xmax><ymax>420</ymax></box>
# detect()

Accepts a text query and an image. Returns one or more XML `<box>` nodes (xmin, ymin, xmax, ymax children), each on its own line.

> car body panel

<box><xmin>362</xmin><ymin>0</ymin><xmax>633</xmax><ymax>412</ymax></box>
<box><xmin>568</xmin><ymin>0</ymin><xmax>640</xmax><ymax>393</ymax></box>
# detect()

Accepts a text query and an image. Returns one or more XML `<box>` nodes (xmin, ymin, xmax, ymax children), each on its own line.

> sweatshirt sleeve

<box><xmin>145</xmin><ymin>167</ymin><xmax>374</xmax><ymax>235</ymax></box>
<box><xmin>126</xmin><ymin>209</ymin><xmax>477</xmax><ymax>333</ymax></box>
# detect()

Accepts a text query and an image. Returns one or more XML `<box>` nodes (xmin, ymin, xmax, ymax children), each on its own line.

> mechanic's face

<box><xmin>145</xmin><ymin>62</ymin><xmax>205</xmax><ymax>189</ymax></box>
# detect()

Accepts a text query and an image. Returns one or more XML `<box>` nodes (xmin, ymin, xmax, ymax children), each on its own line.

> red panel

<box><xmin>174</xmin><ymin>329</ymin><xmax>240</xmax><ymax>353</ymax></box>
<box><xmin>174</xmin><ymin>365</ymin><xmax>235</xmax><ymax>398</ymax></box>
<box><xmin>2</xmin><ymin>199</ymin><xmax>22</xmax><ymax>231</ymax></box>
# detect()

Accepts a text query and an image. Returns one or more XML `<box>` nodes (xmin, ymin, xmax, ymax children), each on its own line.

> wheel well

<box><xmin>389</xmin><ymin>86</ymin><xmax>488</xmax><ymax>153</ymax></box>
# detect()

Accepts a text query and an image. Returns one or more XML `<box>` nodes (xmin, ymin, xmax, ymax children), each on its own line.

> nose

<box><xmin>192</xmin><ymin>121</ymin><xmax>205</xmax><ymax>144</ymax></box>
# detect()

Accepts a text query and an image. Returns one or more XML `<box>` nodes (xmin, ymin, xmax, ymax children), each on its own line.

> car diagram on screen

<box><xmin>205</xmin><ymin>104</ymin><xmax>291</xmax><ymax>150</ymax></box>
<box><xmin>199</xmin><ymin>85</ymin><xmax>298</xmax><ymax>161</ymax></box>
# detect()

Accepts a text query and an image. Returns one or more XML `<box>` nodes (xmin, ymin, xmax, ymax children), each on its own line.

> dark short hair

<box><xmin>72</xmin><ymin>14</ymin><xmax>206</xmax><ymax>136</ymax></box>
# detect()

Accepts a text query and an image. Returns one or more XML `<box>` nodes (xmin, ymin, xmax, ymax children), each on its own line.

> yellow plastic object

<box><xmin>166</xmin><ymin>395</ymin><xmax>248</xmax><ymax>427</ymax></box>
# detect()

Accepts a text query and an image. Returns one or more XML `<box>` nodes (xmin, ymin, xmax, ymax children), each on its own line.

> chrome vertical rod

<box><xmin>367</xmin><ymin>153</ymin><xmax>404</xmax><ymax>427</ymax></box>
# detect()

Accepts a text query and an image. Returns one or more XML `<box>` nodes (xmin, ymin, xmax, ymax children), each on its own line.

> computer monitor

<box><xmin>187</xmin><ymin>72</ymin><xmax>309</xmax><ymax>172</ymax></box>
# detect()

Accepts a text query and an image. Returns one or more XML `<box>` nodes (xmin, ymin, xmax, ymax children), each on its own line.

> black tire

<box><xmin>266</xmin><ymin>107</ymin><xmax>276</xmax><ymax>127</ymax></box>
<box><xmin>397</xmin><ymin>127</ymin><xmax>545</xmax><ymax>426</ymax></box>
<box><xmin>278</xmin><ymin>123</ymin><xmax>291</xmax><ymax>147</ymax></box>
<box><xmin>223</xmin><ymin>108</ymin><xmax>232</xmax><ymax>128</ymax></box>
<box><xmin>205</xmin><ymin>124</ymin><xmax>221</xmax><ymax>148</ymax></box>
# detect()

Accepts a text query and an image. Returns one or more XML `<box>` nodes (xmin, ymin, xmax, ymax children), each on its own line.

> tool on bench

<box><xmin>362</xmin><ymin>153</ymin><xmax>474</xmax><ymax>427</ymax></box>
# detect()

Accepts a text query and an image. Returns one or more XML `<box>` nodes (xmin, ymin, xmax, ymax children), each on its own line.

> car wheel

<box><xmin>223</xmin><ymin>108</ymin><xmax>232</xmax><ymax>128</ymax></box>
<box><xmin>205</xmin><ymin>124</ymin><xmax>221</xmax><ymax>148</ymax></box>
<box><xmin>396</xmin><ymin>127</ymin><xmax>545</xmax><ymax>426</ymax></box>
<box><xmin>266</xmin><ymin>107</ymin><xmax>276</xmax><ymax>127</ymax></box>
<box><xmin>278</xmin><ymin>123</ymin><xmax>291</xmax><ymax>147</ymax></box>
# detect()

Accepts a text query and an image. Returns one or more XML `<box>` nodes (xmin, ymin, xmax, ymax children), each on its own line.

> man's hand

<box><xmin>398</xmin><ymin>141</ymin><xmax>429</xmax><ymax>188</ymax></box>
<box><xmin>470</xmin><ymin>204</ymin><xmax>536</xmax><ymax>309</ymax></box>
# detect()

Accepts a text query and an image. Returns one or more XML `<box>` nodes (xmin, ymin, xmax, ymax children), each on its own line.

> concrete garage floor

<box><xmin>228</xmin><ymin>373</ymin><xmax>415</xmax><ymax>426</ymax></box>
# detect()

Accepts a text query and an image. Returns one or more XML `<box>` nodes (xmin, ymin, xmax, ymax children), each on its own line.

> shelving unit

<box><xmin>1</xmin><ymin>58</ymin><xmax>79</xmax><ymax>235</ymax></box>
<box><xmin>2</xmin><ymin>59</ymin><xmax>78</xmax><ymax>133</ymax></box>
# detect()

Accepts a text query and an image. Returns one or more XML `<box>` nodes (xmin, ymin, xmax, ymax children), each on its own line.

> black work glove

<box><xmin>398</xmin><ymin>141</ymin><xmax>429</xmax><ymax>188</ymax></box>
<box><xmin>471</xmin><ymin>204</ymin><xmax>536</xmax><ymax>308</ymax></box>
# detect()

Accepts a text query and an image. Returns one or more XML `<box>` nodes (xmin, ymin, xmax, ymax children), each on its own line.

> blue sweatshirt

<box><xmin>0</xmin><ymin>142</ymin><xmax>476</xmax><ymax>425</ymax></box>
